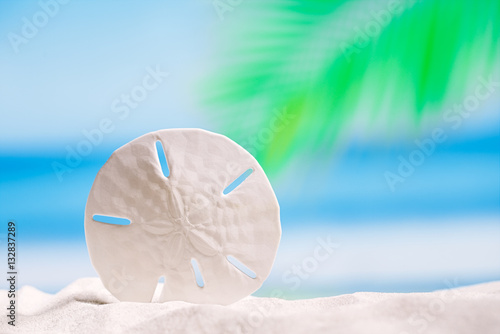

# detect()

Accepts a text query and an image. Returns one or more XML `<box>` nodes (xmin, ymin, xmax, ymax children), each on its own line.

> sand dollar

<box><xmin>84</xmin><ymin>129</ymin><xmax>281</xmax><ymax>304</ymax></box>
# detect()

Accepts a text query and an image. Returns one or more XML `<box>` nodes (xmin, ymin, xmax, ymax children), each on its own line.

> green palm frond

<box><xmin>199</xmin><ymin>0</ymin><xmax>500</xmax><ymax>174</ymax></box>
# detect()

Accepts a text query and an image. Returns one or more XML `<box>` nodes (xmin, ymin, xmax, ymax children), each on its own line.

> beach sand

<box><xmin>2</xmin><ymin>278</ymin><xmax>499</xmax><ymax>333</ymax></box>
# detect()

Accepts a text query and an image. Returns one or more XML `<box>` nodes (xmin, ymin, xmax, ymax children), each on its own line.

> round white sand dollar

<box><xmin>84</xmin><ymin>129</ymin><xmax>281</xmax><ymax>304</ymax></box>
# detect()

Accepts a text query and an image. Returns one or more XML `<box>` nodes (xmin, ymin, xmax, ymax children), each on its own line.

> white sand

<box><xmin>1</xmin><ymin>278</ymin><xmax>500</xmax><ymax>334</ymax></box>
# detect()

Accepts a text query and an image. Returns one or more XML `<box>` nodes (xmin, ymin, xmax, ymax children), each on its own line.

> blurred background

<box><xmin>0</xmin><ymin>0</ymin><xmax>499</xmax><ymax>298</ymax></box>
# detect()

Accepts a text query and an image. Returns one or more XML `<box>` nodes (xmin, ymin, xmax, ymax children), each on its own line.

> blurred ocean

<box><xmin>1</xmin><ymin>122</ymin><xmax>498</xmax><ymax>296</ymax></box>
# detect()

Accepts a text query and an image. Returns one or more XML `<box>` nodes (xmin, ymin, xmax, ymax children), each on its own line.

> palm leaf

<box><xmin>198</xmin><ymin>0</ymin><xmax>500</xmax><ymax>174</ymax></box>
